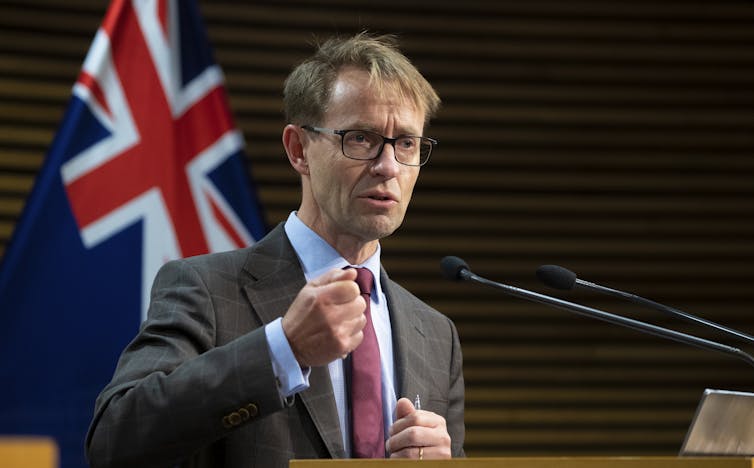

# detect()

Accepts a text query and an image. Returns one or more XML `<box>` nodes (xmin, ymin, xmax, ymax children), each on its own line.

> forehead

<box><xmin>324</xmin><ymin>68</ymin><xmax>425</xmax><ymax>130</ymax></box>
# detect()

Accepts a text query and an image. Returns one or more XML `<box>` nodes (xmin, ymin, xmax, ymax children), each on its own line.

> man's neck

<box><xmin>295</xmin><ymin>211</ymin><xmax>380</xmax><ymax>265</ymax></box>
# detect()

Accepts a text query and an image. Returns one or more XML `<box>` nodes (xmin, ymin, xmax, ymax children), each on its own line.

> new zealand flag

<box><xmin>0</xmin><ymin>1</ymin><xmax>267</xmax><ymax>466</ymax></box>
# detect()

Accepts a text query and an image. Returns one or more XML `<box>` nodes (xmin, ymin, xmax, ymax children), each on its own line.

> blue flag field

<box><xmin>0</xmin><ymin>1</ymin><xmax>267</xmax><ymax>466</ymax></box>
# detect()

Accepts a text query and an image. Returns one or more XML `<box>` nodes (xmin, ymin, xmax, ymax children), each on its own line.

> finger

<box><xmin>310</xmin><ymin>267</ymin><xmax>356</xmax><ymax>287</ymax></box>
<box><xmin>388</xmin><ymin>446</ymin><xmax>425</xmax><ymax>459</ymax></box>
<box><xmin>387</xmin><ymin>424</ymin><xmax>451</xmax><ymax>459</ymax></box>
<box><xmin>320</xmin><ymin>281</ymin><xmax>362</xmax><ymax>306</ymax></box>
<box><xmin>389</xmin><ymin>398</ymin><xmax>417</xmax><ymax>438</ymax></box>
<box><xmin>390</xmin><ymin>409</ymin><xmax>442</xmax><ymax>437</ymax></box>
<box><xmin>343</xmin><ymin>329</ymin><xmax>364</xmax><ymax>354</ymax></box>
<box><xmin>394</xmin><ymin>397</ymin><xmax>415</xmax><ymax>420</ymax></box>
<box><xmin>328</xmin><ymin>307</ymin><xmax>366</xmax><ymax>349</ymax></box>
<box><xmin>387</xmin><ymin>424</ymin><xmax>425</xmax><ymax>454</ymax></box>
<box><xmin>389</xmin><ymin>413</ymin><xmax>415</xmax><ymax>437</ymax></box>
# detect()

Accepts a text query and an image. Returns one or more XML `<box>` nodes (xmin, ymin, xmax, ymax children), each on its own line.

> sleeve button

<box><xmin>228</xmin><ymin>412</ymin><xmax>242</xmax><ymax>426</ymax></box>
<box><xmin>222</xmin><ymin>415</ymin><xmax>233</xmax><ymax>429</ymax></box>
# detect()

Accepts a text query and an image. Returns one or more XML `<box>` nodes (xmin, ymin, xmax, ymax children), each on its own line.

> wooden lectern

<box><xmin>291</xmin><ymin>458</ymin><xmax>754</xmax><ymax>468</ymax></box>
<box><xmin>0</xmin><ymin>437</ymin><xmax>58</xmax><ymax>468</ymax></box>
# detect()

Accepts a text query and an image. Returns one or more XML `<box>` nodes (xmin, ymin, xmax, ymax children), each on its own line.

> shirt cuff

<box><xmin>264</xmin><ymin>317</ymin><xmax>310</xmax><ymax>398</ymax></box>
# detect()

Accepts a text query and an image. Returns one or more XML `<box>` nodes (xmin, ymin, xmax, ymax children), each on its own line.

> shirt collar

<box><xmin>284</xmin><ymin>212</ymin><xmax>383</xmax><ymax>300</ymax></box>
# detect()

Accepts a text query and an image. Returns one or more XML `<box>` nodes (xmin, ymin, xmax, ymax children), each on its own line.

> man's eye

<box><xmin>347</xmin><ymin>131</ymin><xmax>375</xmax><ymax>145</ymax></box>
<box><xmin>399</xmin><ymin>138</ymin><xmax>415</xmax><ymax>149</ymax></box>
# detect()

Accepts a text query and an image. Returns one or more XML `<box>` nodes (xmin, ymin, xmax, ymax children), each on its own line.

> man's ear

<box><xmin>282</xmin><ymin>124</ymin><xmax>309</xmax><ymax>175</ymax></box>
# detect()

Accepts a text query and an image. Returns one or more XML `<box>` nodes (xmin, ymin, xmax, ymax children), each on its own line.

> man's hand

<box><xmin>386</xmin><ymin>397</ymin><xmax>452</xmax><ymax>459</ymax></box>
<box><xmin>281</xmin><ymin>268</ymin><xmax>367</xmax><ymax>367</ymax></box>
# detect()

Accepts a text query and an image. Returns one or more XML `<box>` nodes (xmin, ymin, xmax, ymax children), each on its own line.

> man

<box><xmin>86</xmin><ymin>33</ymin><xmax>465</xmax><ymax>468</ymax></box>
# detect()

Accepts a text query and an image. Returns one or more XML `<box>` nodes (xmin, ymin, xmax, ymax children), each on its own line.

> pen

<box><xmin>414</xmin><ymin>394</ymin><xmax>424</xmax><ymax>460</ymax></box>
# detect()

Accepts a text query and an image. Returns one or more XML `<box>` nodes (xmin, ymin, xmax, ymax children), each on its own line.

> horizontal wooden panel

<box><xmin>465</xmin><ymin>386</ymin><xmax>704</xmax><ymax>404</ymax></box>
<box><xmin>0</xmin><ymin>151</ymin><xmax>44</xmax><ymax>171</ymax></box>
<box><xmin>465</xmin><ymin>408</ymin><xmax>693</xmax><ymax>425</ymax></box>
<box><xmin>465</xmin><ymin>428</ymin><xmax>684</xmax><ymax>445</ymax></box>
<box><xmin>0</xmin><ymin>174</ymin><xmax>35</xmax><ymax>193</ymax></box>
<box><xmin>0</xmin><ymin>77</ymin><xmax>72</xmax><ymax>101</ymax></box>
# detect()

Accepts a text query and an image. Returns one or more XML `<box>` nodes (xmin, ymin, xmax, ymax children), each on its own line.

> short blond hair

<box><xmin>283</xmin><ymin>32</ymin><xmax>440</xmax><ymax>127</ymax></box>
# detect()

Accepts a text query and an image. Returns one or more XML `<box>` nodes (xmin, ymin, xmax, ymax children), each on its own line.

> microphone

<box><xmin>536</xmin><ymin>264</ymin><xmax>754</xmax><ymax>345</ymax></box>
<box><xmin>440</xmin><ymin>256</ymin><xmax>754</xmax><ymax>368</ymax></box>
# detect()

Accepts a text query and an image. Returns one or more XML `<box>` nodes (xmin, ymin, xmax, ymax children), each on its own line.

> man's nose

<box><xmin>371</xmin><ymin>142</ymin><xmax>401</xmax><ymax>177</ymax></box>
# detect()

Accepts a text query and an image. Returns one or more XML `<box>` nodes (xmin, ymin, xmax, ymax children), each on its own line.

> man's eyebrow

<box><xmin>343</xmin><ymin>122</ymin><xmax>377</xmax><ymax>131</ymax></box>
<box><xmin>344</xmin><ymin>122</ymin><xmax>422</xmax><ymax>136</ymax></box>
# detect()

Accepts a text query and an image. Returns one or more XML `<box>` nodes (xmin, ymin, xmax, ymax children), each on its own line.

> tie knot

<box><xmin>354</xmin><ymin>267</ymin><xmax>374</xmax><ymax>296</ymax></box>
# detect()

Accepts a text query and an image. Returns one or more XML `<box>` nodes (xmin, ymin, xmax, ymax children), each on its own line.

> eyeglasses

<box><xmin>301</xmin><ymin>125</ymin><xmax>437</xmax><ymax>167</ymax></box>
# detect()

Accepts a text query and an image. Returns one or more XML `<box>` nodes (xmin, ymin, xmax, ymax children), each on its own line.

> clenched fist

<box><xmin>281</xmin><ymin>268</ymin><xmax>367</xmax><ymax>367</ymax></box>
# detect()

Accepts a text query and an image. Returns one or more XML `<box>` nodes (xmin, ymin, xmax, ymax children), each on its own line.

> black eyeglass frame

<box><xmin>301</xmin><ymin>125</ymin><xmax>437</xmax><ymax>167</ymax></box>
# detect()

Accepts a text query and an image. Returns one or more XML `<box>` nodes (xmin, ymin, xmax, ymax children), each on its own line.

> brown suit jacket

<box><xmin>86</xmin><ymin>223</ymin><xmax>465</xmax><ymax>468</ymax></box>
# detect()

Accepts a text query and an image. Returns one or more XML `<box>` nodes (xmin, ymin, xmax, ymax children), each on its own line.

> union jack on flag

<box><xmin>0</xmin><ymin>1</ymin><xmax>266</xmax><ymax>467</ymax></box>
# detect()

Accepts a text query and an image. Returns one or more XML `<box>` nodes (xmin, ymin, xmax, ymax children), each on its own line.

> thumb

<box><xmin>310</xmin><ymin>267</ymin><xmax>357</xmax><ymax>287</ymax></box>
<box><xmin>395</xmin><ymin>397</ymin><xmax>415</xmax><ymax>420</ymax></box>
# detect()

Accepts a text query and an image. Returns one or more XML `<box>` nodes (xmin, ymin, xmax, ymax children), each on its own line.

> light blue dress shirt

<box><xmin>263</xmin><ymin>212</ymin><xmax>397</xmax><ymax>456</ymax></box>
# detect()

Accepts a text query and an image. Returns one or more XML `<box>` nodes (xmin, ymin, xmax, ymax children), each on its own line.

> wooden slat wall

<box><xmin>2</xmin><ymin>0</ymin><xmax>754</xmax><ymax>457</ymax></box>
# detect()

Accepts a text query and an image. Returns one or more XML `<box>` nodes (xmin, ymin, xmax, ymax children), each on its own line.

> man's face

<box><xmin>300</xmin><ymin>67</ymin><xmax>425</xmax><ymax>247</ymax></box>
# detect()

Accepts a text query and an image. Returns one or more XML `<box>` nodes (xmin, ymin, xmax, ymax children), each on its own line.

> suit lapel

<box><xmin>240</xmin><ymin>224</ymin><xmax>346</xmax><ymax>458</ymax></box>
<box><xmin>296</xmin><ymin>366</ymin><xmax>346</xmax><ymax>458</ymax></box>
<box><xmin>381</xmin><ymin>270</ymin><xmax>429</xmax><ymax>405</ymax></box>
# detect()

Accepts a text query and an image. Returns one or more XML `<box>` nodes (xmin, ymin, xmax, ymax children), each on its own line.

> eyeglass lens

<box><xmin>342</xmin><ymin>130</ymin><xmax>431</xmax><ymax>165</ymax></box>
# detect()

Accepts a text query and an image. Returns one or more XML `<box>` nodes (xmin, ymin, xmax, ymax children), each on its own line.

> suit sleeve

<box><xmin>86</xmin><ymin>259</ymin><xmax>286</xmax><ymax>468</ymax></box>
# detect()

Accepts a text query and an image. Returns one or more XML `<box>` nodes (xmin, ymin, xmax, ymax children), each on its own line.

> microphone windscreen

<box><xmin>536</xmin><ymin>264</ymin><xmax>577</xmax><ymax>290</ymax></box>
<box><xmin>440</xmin><ymin>256</ymin><xmax>470</xmax><ymax>281</ymax></box>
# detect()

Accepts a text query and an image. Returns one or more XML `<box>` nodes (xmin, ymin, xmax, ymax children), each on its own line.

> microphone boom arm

<box><xmin>460</xmin><ymin>269</ymin><xmax>754</xmax><ymax>369</ymax></box>
<box><xmin>577</xmin><ymin>277</ymin><xmax>754</xmax><ymax>345</ymax></box>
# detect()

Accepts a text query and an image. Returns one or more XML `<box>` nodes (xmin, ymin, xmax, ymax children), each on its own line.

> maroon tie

<box><xmin>350</xmin><ymin>267</ymin><xmax>384</xmax><ymax>458</ymax></box>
